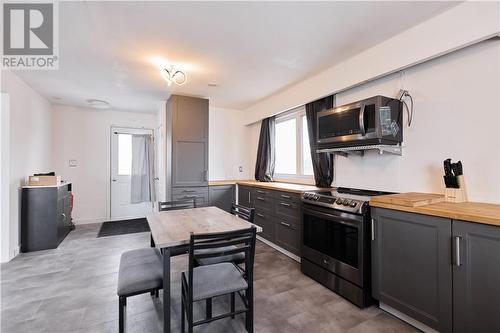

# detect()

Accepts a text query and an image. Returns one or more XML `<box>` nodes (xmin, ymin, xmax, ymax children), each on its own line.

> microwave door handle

<box><xmin>359</xmin><ymin>104</ymin><xmax>366</xmax><ymax>136</ymax></box>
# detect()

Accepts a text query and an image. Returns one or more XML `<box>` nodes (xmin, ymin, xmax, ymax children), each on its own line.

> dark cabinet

<box><xmin>21</xmin><ymin>183</ymin><xmax>73</xmax><ymax>252</ymax></box>
<box><xmin>237</xmin><ymin>185</ymin><xmax>302</xmax><ymax>256</ymax></box>
<box><xmin>208</xmin><ymin>185</ymin><xmax>235</xmax><ymax>213</ymax></box>
<box><xmin>238</xmin><ymin>186</ymin><xmax>253</xmax><ymax>207</ymax></box>
<box><xmin>453</xmin><ymin>220</ymin><xmax>500</xmax><ymax>333</ymax></box>
<box><xmin>167</xmin><ymin>95</ymin><xmax>209</xmax><ymax>196</ymax></box>
<box><xmin>173</xmin><ymin>186</ymin><xmax>209</xmax><ymax>207</ymax></box>
<box><xmin>371</xmin><ymin>208</ymin><xmax>452</xmax><ymax>333</ymax></box>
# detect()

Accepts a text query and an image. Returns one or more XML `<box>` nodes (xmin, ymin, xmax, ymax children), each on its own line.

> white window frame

<box><xmin>274</xmin><ymin>106</ymin><xmax>314</xmax><ymax>182</ymax></box>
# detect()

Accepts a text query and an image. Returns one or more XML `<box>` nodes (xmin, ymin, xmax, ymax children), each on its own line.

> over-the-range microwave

<box><xmin>316</xmin><ymin>95</ymin><xmax>403</xmax><ymax>150</ymax></box>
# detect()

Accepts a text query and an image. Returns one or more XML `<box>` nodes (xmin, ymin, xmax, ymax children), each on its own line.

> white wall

<box><xmin>209</xmin><ymin>107</ymin><xmax>250</xmax><ymax>180</ymax></box>
<box><xmin>247</xmin><ymin>40</ymin><xmax>500</xmax><ymax>204</ymax></box>
<box><xmin>243</xmin><ymin>2</ymin><xmax>500</xmax><ymax>124</ymax></box>
<box><xmin>1</xmin><ymin>70</ymin><xmax>53</xmax><ymax>261</ymax></box>
<box><xmin>52</xmin><ymin>105</ymin><xmax>157</xmax><ymax>224</ymax></box>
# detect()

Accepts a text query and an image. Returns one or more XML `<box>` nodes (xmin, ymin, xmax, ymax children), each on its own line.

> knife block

<box><xmin>444</xmin><ymin>175</ymin><xmax>468</xmax><ymax>203</ymax></box>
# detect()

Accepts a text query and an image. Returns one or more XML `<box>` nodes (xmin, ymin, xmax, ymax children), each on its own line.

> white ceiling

<box><xmin>13</xmin><ymin>1</ymin><xmax>456</xmax><ymax>113</ymax></box>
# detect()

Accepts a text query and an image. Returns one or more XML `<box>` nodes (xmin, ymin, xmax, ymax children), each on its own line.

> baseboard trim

<box><xmin>380</xmin><ymin>302</ymin><xmax>440</xmax><ymax>333</ymax></box>
<box><xmin>73</xmin><ymin>217</ymin><xmax>107</xmax><ymax>225</ymax></box>
<box><xmin>256</xmin><ymin>236</ymin><xmax>301</xmax><ymax>262</ymax></box>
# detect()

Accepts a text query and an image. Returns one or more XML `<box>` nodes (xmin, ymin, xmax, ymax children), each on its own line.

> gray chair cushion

<box><xmin>186</xmin><ymin>262</ymin><xmax>248</xmax><ymax>301</ymax></box>
<box><xmin>117</xmin><ymin>248</ymin><xmax>163</xmax><ymax>297</ymax></box>
<box><xmin>195</xmin><ymin>246</ymin><xmax>245</xmax><ymax>266</ymax></box>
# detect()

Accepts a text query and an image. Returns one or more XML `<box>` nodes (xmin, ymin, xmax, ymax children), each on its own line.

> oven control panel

<box><xmin>302</xmin><ymin>192</ymin><xmax>365</xmax><ymax>213</ymax></box>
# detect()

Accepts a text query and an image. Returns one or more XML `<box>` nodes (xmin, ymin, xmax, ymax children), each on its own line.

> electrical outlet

<box><xmin>69</xmin><ymin>159</ymin><xmax>78</xmax><ymax>167</ymax></box>
<box><xmin>239</xmin><ymin>166</ymin><xmax>243</xmax><ymax>172</ymax></box>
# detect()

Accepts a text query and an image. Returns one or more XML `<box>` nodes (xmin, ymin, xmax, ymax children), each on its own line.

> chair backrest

<box><xmin>186</xmin><ymin>227</ymin><xmax>257</xmax><ymax>300</ymax></box>
<box><xmin>158</xmin><ymin>199</ymin><xmax>196</xmax><ymax>212</ymax></box>
<box><xmin>231</xmin><ymin>203</ymin><xmax>255</xmax><ymax>223</ymax></box>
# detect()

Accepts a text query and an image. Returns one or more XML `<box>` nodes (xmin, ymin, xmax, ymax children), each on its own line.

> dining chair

<box><xmin>117</xmin><ymin>248</ymin><xmax>163</xmax><ymax>333</ymax></box>
<box><xmin>151</xmin><ymin>199</ymin><xmax>197</xmax><ymax>256</ymax></box>
<box><xmin>181</xmin><ymin>227</ymin><xmax>257</xmax><ymax>333</ymax></box>
<box><xmin>194</xmin><ymin>203</ymin><xmax>255</xmax><ymax>267</ymax></box>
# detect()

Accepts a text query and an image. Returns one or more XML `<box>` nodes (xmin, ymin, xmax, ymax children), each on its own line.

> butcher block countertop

<box><xmin>236</xmin><ymin>180</ymin><xmax>325</xmax><ymax>193</ymax></box>
<box><xmin>370</xmin><ymin>192</ymin><xmax>500</xmax><ymax>227</ymax></box>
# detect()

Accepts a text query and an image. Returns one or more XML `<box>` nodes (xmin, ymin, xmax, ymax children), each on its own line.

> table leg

<box><xmin>163</xmin><ymin>247</ymin><xmax>171</xmax><ymax>333</ymax></box>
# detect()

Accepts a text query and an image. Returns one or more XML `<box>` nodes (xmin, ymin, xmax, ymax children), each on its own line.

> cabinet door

<box><xmin>453</xmin><ymin>220</ymin><xmax>500</xmax><ymax>333</ymax></box>
<box><xmin>371</xmin><ymin>208</ymin><xmax>452</xmax><ymax>333</ymax></box>
<box><xmin>171</xmin><ymin>95</ymin><xmax>208</xmax><ymax>187</ymax></box>
<box><xmin>238</xmin><ymin>186</ymin><xmax>252</xmax><ymax>206</ymax></box>
<box><xmin>254</xmin><ymin>210</ymin><xmax>274</xmax><ymax>241</ymax></box>
<box><xmin>209</xmin><ymin>185</ymin><xmax>234</xmax><ymax>213</ymax></box>
<box><xmin>274</xmin><ymin>218</ymin><xmax>301</xmax><ymax>256</ymax></box>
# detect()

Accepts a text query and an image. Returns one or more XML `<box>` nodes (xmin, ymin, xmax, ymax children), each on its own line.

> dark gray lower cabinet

<box><xmin>208</xmin><ymin>185</ymin><xmax>234</xmax><ymax>213</ymax></box>
<box><xmin>21</xmin><ymin>183</ymin><xmax>73</xmax><ymax>252</ymax></box>
<box><xmin>371</xmin><ymin>208</ymin><xmax>452</xmax><ymax>333</ymax></box>
<box><xmin>237</xmin><ymin>185</ymin><xmax>302</xmax><ymax>256</ymax></box>
<box><xmin>173</xmin><ymin>186</ymin><xmax>208</xmax><ymax>207</ymax></box>
<box><xmin>453</xmin><ymin>220</ymin><xmax>500</xmax><ymax>333</ymax></box>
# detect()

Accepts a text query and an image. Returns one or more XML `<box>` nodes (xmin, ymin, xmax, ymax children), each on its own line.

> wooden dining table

<box><xmin>146</xmin><ymin>206</ymin><xmax>263</xmax><ymax>333</ymax></box>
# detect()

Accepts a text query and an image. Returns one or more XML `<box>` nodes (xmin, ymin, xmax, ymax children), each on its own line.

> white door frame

<box><xmin>1</xmin><ymin>93</ymin><xmax>11</xmax><ymax>262</ymax></box>
<box><xmin>109</xmin><ymin>126</ymin><xmax>154</xmax><ymax>220</ymax></box>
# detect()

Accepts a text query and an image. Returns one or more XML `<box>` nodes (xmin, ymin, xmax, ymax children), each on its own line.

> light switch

<box><xmin>239</xmin><ymin>166</ymin><xmax>243</xmax><ymax>172</ymax></box>
<box><xmin>69</xmin><ymin>159</ymin><xmax>78</xmax><ymax>167</ymax></box>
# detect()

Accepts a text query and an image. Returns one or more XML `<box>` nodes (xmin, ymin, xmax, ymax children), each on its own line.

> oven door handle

<box><xmin>303</xmin><ymin>207</ymin><xmax>362</xmax><ymax>228</ymax></box>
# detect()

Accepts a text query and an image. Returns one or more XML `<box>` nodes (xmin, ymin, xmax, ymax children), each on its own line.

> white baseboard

<box><xmin>380</xmin><ymin>302</ymin><xmax>440</xmax><ymax>333</ymax></box>
<box><xmin>256</xmin><ymin>235</ymin><xmax>301</xmax><ymax>262</ymax></box>
<box><xmin>2</xmin><ymin>246</ymin><xmax>20</xmax><ymax>263</ymax></box>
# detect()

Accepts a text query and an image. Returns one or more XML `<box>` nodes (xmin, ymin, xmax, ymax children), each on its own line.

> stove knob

<box><xmin>343</xmin><ymin>200</ymin><xmax>350</xmax><ymax>206</ymax></box>
<box><xmin>313</xmin><ymin>195</ymin><xmax>320</xmax><ymax>200</ymax></box>
<box><xmin>336</xmin><ymin>198</ymin><xmax>343</xmax><ymax>205</ymax></box>
<box><xmin>349</xmin><ymin>201</ymin><xmax>357</xmax><ymax>207</ymax></box>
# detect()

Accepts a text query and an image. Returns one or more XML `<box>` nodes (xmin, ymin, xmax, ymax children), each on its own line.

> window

<box><xmin>274</xmin><ymin>107</ymin><xmax>314</xmax><ymax>178</ymax></box>
<box><xmin>117</xmin><ymin>134</ymin><xmax>132</xmax><ymax>175</ymax></box>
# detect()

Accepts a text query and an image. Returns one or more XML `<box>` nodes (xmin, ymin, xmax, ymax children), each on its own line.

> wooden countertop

<box><xmin>370</xmin><ymin>193</ymin><xmax>500</xmax><ymax>227</ymax></box>
<box><xmin>236</xmin><ymin>180</ymin><xmax>326</xmax><ymax>193</ymax></box>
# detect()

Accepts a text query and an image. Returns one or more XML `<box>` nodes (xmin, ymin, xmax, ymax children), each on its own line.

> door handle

<box><xmin>371</xmin><ymin>218</ymin><xmax>376</xmax><ymax>241</ymax></box>
<box><xmin>453</xmin><ymin>236</ymin><xmax>462</xmax><ymax>266</ymax></box>
<box><xmin>359</xmin><ymin>104</ymin><xmax>366</xmax><ymax>136</ymax></box>
<box><xmin>280</xmin><ymin>202</ymin><xmax>291</xmax><ymax>207</ymax></box>
<box><xmin>257</xmin><ymin>197</ymin><xmax>265</xmax><ymax>201</ymax></box>
<box><xmin>248</xmin><ymin>192</ymin><xmax>251</xmax><ymax>203</ymax></box>
<box><xmin>256</xmin><ymin>213</ymin><xmax>265</xmax><ymax>218</ymax></box>
<box><xmin>280</xmin><ymin>221</ymin><xmax>291</xmax><ymax>228</ymax></box>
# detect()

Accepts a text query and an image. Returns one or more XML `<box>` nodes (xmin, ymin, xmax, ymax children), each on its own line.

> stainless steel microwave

<box><xmin>316</xmin><ymin>95</ymin><xmax>403</xmax><ymax>150</ymax></box>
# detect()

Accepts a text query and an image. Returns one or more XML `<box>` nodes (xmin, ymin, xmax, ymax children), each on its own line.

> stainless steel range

<box><xmin>301</xmin><ymin>187</ymin><xmax>392</xmax><ymax>308</ymax></box>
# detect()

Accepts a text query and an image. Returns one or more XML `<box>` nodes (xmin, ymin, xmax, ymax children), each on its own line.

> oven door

<box><xmin>302</xmin><ymin>204</ymin><xmax>365</xmax><ymax>287</ymax></box>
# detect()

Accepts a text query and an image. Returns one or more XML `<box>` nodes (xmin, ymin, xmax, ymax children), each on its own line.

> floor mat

<box><xmin>97</xmin><ymin>218</ymin><xmax>150</xmax><ymax>237</ymax></box>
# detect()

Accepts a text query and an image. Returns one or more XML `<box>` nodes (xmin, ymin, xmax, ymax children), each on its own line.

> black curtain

<box><xmin>306</xmin><ymin>95</ymin><xmax>335</xmax><ymax>188</ymax></box>
<box><xmin>254</xmin><ymin>116</ymin><xmax>276</xmax><ymax>182</ymax></box>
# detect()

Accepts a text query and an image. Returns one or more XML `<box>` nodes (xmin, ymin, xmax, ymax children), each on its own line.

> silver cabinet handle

<box><xmin>257</xmin><ymin>190</ymin><xmax>265</xmax><ymax>194</ymax></box>
<box><xmin>281</xmin><ymin>194</ymin><xmax>291</xmax><ymax>199</ymax></box>
<box><xmin>280</xmin><ymin>221</ymin><xmax>291</xmax><ymax>227</ymax></box>
<box><xmin>280</xmin><ymin>202</ymin><xmax>291</xmax><ymax>207</ymax></box>
<box><xmin>257</xmin><ymin>197</ymin><xmax>265</xmax><ymax>201</ymax></box>
<box><xmin>248</xmin><ymin>192</ymin><xmax>251</xmax><ymax>203</ymax></box>
<box><xmin>183</xmin><ymin>195</ymin><xmax>197</xmax><ymax>199</ymax></box>
<box><xmin>256</xmin><ymin>213</ymin><xmax>265</xmax><ymax>218</ymax></box>
<box><xmin>183</xmin><ymin>190</ymin><xmax>196</xmax><ymax>193</ymax></box>
<box><xmin>453</xmin><ymin>236</ymin><xmax>462</xmax><ymax>266</ymax></box>
<box><xmin>371</xmin><ymin>218</ymin><xmax>376</xmax><ymax>241</ymax></box>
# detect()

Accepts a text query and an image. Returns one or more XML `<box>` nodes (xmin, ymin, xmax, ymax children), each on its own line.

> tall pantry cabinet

<box><xmin>164</xmin><ymin>95</ymin><xmax>209</xmax><ymax>206</ymax></box>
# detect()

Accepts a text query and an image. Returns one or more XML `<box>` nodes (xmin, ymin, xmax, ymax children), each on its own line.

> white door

<box><xmin>110</xmin><ymin>127</ymin><xmax>153</xmax><ymax>220</ymax></box>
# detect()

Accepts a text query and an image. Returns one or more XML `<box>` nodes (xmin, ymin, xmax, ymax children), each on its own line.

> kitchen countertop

<box><xmin>236</xmin><ymin>180</ymin><xmax>326</xmax><ymax>193</ymax></box>
<box><xmin>208</xmin><ymin>180</ymin><xmax>242</xmax><ymax>186</ymax></box>
<box><xmin>370</xmin><ymin>192</ymin><xmax>500</xmax><ymax>227</ymax></box>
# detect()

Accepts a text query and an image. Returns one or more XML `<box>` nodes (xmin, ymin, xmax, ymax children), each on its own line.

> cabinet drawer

<box><xmin>273</xmin><ymin>191</ymin><xmax>300</xmax><ymax>202</ymax></box>
<box><xmin>253</xmin><ymin>188</ymin><xmax>273</xmax><ymax>198</ymax></box>
<box><xmin>254</xmin><ymin>210</ymin><xmax>275</xmax><ymax>242</ymax></box>
<box><xmin>274</xmin><ymin>218</ymin><xmax>301</xmax><ymax>256</ymax></box>
<box><xmin>173</xmin><ymin>186</ymin><xmax>209</xmax><ymax>195</ymax></box>
<box><xmin>253</xmin><ymin>194</ymin><xmax>275</xmax><ymax>212</ymax></box>
<box><xmin>275</xmin><ymin>199</ymin><xmax>301</xmax><ymax>219</ymax></box>
<box><xmin>173</xmin><ymin>193</ymin><xmax>208</xmax><ymax>207</ymax></box>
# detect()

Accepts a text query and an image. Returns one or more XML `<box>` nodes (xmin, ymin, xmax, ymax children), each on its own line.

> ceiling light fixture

<box><xmin>87</xmin><ymin>99</ymin><xmax>110</xmax><ymax>109</ymax></box>
<box><xmin>161</xmin><ymin>65</ymin><xmax>187</xmax><ymax>86</ymax></box>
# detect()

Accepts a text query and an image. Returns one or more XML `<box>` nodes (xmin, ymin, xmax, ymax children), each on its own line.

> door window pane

<box><xmin>118</xmin><ymin>134</ymin><xmax>132</xmax><ymax>175</ymax></box>
<box><xmin>302</xmin><ymin>116</ymin><xmax>314</xmax><ymax>176</ymax></box>
<box><xmin>275</xmin><ymin>118</ymin><xmax>296</xmax><ymax>174</ymax></box>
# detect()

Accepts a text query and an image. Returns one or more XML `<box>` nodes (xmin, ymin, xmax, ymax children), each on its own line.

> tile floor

<box><xmin>0</xmin><ymin>224</ymin><xmax>419</xmax><ymax>333</ymax></box>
